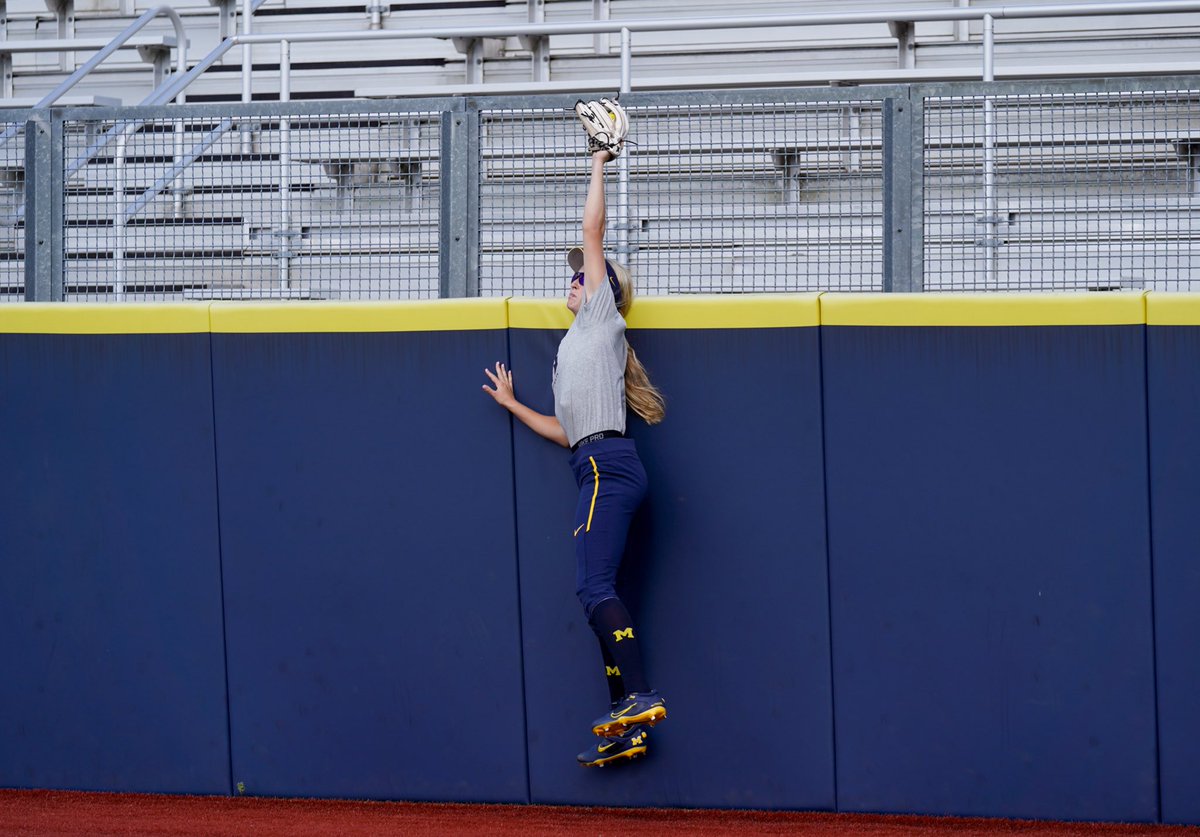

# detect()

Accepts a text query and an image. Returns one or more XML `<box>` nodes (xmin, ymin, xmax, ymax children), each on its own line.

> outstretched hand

<box><xmin>481</xmin><ymin>361</ymin><xmax>569</xmax><ymax>447</ymax></box>
<box><xmin>482</xmin><ymin>362</ymin><xmax>516</xmax><ymax>409</ymax></box>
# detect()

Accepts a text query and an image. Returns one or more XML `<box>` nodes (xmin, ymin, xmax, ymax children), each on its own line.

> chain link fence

<box><xmin>61</xmin><ymin>109</ymin><xmax>441</xmax><ymax>301</ymax></box>
<box><xmin>478</xmin><ymin>104</ymin><xmax>583</xmax><ymax>298</ymax></box>
<box><xmin>0</xmin><ymin>122</ymin><xmax>25</xmax><ymax>302</ymax></box>
<box><xmin>924</xmin><ymin>85</ymin><xmax>1200</xmax><ymax>291</ymax></box>
<box><xmin>5</xmin><ymin>77</ymin><xmax>1200</xmax><ymax>301</ymax></box>
<box><xmin>480</xmin><ymin>96</ymin><xmax>885</xmax><ymax>297</ymax></box>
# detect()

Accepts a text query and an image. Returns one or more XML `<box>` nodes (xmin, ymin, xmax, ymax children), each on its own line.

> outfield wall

<box><xmin>0</xmin><ymin>293</ymin><xmax>1196</xmax><ymax>824</ymax></box>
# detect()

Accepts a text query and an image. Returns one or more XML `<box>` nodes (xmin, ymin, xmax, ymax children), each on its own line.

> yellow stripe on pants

<box><xmin>586</xmin><ymin>456</ymin><xmax>600</xmax><ymax>532</ymax></box>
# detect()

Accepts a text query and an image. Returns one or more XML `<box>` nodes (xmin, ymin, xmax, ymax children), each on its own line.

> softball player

<box><xmin>482</xmin><ymin>98</ymin><xmax>667</xmax><ymax>768</ymax></box>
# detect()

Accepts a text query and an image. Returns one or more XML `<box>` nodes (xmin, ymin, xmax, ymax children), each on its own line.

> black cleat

<box><xmin>577</xmin><ymin>724</ymin><xmax>649</xmax><ymax>768</ymax></box>
<box><xmin>591</xmin><ymin>691</ymin><xmax>666</xmax><ymax>737</ymax></box>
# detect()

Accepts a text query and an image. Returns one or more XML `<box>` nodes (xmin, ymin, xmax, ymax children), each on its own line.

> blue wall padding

<box><xmin>0</xmin><ymin>334</ymin><xmax>230</xmax><ymax>794</ymax></box>
<box><xmin>822</xmin><ymin>325</ymin><xmax>1157</xmax><ymax>822</ymax></box>
<box><xmin>8</xmin><ymin>306</ymin><xmax>1199</xmax><ymax>825</ymax></box>
<box><xmin>510</xmin><ymin>326</ymin><xmax>835</xmax><ymax>810</ymax></box>
<box><xmin>210</xmin><ymin>330</ymin><xmax>527</xmax><ymax>802</ymax></box>
<box><xmin>1147</xmin><ymin>326</ymin><xmax>1200</xmax><ymax>825</ymax></box>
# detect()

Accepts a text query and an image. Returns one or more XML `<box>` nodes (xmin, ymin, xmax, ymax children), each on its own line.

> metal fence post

<box><xmin>906</xmin><ymin>89</ymin><xmax>925</xmax><ymax>291</ymax></box>
<box><xmin>24</xmin><ymin>110</ymin><xmax>64</xmax><ymax>301</ymax></box>
<box><xmin>882</xmin><ymin>95</ymin><xmax>921</xmax><ymax>292</ymax></box>
<box><xmin>440</xmin><ymin>101</ymin><xmax>479</xmax><ymax>298</ymax></box>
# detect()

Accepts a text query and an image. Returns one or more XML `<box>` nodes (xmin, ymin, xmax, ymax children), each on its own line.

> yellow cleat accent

<box><xmin>581</xmin><ymin>745</ymin><xmax>648</xmax><ymax>768</ymax></box>
<box><xmin>591</xmin><ymin>705</ymin><xmax>667</xmax><ymax>737</ymax></box>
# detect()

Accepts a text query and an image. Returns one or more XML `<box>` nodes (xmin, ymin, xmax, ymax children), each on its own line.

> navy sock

<box><xmin>594</xmin><ymin>635</ymin><xmax>626</xmax><ymax>706</ymax></box>
<box><xmin>589</xmin><ymin>597</ymin><xmax>649</xmax><ymax>695</ymax></box>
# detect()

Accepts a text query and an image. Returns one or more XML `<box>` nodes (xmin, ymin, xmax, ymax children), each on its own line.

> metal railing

<box><xmin>0</xmin><ymin>5</ymin><xmax>188</xmax><ymax>154</ymax></box>
<box><xmin>5</xmin><ymin>73</ymin><xmax>1196</xmax><ymax>302</ymax></box>
<box><xmin>33</xmin><ymin>6</ymin><xmax>187</xmax><ymax>108</ymax></box>
<box><xmin>206</xmin><ymin>0</ymin><xmax>1199</xmax><ymax>289</ymax></box>
<box><xmin>221</xmin><ymin>1</ymin><xmax>1200</xmax><ymax>99</ymax></box>
<box><xmin>1</xmin><ymin>1</ymin><xmax>1199</xmax><ymax>301</ymax></box>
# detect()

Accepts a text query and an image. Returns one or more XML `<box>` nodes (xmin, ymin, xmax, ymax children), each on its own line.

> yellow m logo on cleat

<box><xmin>612</xmin><ymin>627</ymin><xmax>634</xmax><ymax>642</ymax></box>
<box><xmin>631</xmin><ymin>733</ymin><xmax>645</xmax><ymax>745</ymax></box>
<box><xmin>606</xmin><ymin>666</ymin><xmax>621</xmax><ymax>677</ymax></box>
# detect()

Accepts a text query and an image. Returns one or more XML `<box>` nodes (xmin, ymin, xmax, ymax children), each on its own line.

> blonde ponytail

<box><xmin>625</xmin><ymin>341</ymin><xmax>665</xmax><ymax>425</ymax></box>
<box><xmin>608</xmin><ymin>260</ymin><xmax>665</xmax><ymax>425</ymax></box>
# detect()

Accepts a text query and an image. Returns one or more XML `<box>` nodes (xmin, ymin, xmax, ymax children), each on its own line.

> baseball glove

<box><xmin>575</xmin><ymin>97</ymin><xmax>629</xmax><ymax>158</ymax></box>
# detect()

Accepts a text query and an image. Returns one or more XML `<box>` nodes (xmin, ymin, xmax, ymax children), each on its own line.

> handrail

<box><xmin>58</xmin><ymin>0</ymin><xmax>267</xmax><ymax>197</ymax></box>
<box><xmin>129</xmin><ymin>0</ymin><xmax>1200</xmax><ymax>117</ymax></box>
<box><xmin>0</xmin><ymin>5</ymin><xmax>190</xmax><ymax>229</ymax></box>
<box><xmin>34</xmin><ymin>5</ymin><xmax>185</xmax><ymax>110</ymax></box>
<box><xmin>226</xmin><ymin>0</ymin><xmax>1200</xmax><ymax>95</ymax></box>
<box><xmin>0</xmin><ymin>5</ymin><xmax>187</xmax><ymax>151</ymax></box>
<box><xmin>233</xmin><ymin>0</ymin><xmax>1200</xmax><ymax>43</ymax></box>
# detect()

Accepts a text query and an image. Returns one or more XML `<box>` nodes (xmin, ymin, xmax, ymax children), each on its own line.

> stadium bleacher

<box><xmin>1</xmin><ymin>0</ymin><xmax>1196</xmax><ymax>104</ymax></box>
<box><xmin>0</xmin><ymin>0</ymin><xmax>1196</xmax><ymax>299</ymax></box>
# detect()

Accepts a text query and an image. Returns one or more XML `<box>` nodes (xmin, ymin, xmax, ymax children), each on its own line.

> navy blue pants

<box><xmin>569</xmin><ymin>437</ymin><xmax>648</xmax><ymax>617</ymax></box>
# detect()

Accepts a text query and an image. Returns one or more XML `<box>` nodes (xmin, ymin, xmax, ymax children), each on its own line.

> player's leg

<box><xmin>571</xmin><ymin>440</ymin><xmax>666</xmax><ymax>738</ymax></box>
<box><xmin>575</xmin><ymin>497</ymin><xmax>655</xmax><ymax>766</ymax></box>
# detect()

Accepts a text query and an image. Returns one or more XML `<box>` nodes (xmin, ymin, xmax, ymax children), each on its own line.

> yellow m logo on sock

<box><xmin>612</xmin><ymin>627</ymin><xmax>634</xmax><ymax>642</ymax></box>
<box><xmin>606</xmin><ymin>665</ymin><xmax>621</xmax><ymax>677</ymax></box>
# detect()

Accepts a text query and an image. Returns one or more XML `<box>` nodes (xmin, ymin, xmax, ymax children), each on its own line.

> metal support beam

<box><xmin>882</xmin><ymin>95</ymin><xmax>922</xmax><ymax>292</ymax></box>
<box><xmin>452</xmin><ymin>38</ymin><xmax>502</xmax><ymax>85</ymax></box>
<box><xmin>440</xmin><ymin>105</ymin><xmax>477</xmax><ymax>298</ymax></box>
<box><xmin>365</xmin><ymin>1</ymin><xmax>387</xmax><ymax>29</ymax></box>
<box><xmin>24</xmin><ymin>111</ymin><xmax>63</xmax><ymax>301</ymax></box>
<box><xmin>240</xmin><ymin>0</ymin><xmax>254</xmax><ymax>151</ymax></box>
<box><xmin>140</xmin><ymin>44</ymin><xmax>170</xmax><ymax>87</ymax></box>
<box><xmin>517</xmin><ymin>34</ymin><xmax>549</xmax><ymax>82</ymax></box>
<box><xmin>981</xmin><ymin>13</ymin><xmax>999</xmax><ymax>287</ymax></box>
<box><xmin>615</xmin><ymin>27</ymin><xmax>631</xmax><ymax>263</ymax></box>
<box><xmin>906</xmin><ymin>92</ymin><xmax>925</xmax><ymax>292</ymax></box>
<box><xmin>593</xmin><ymin>0</ymin><xmax>609</xmax><ymax>54</ymax></box>
<box><xmin>49</xmin><ymin>0</ymin><xmax>75</xmax><ymax>72</ymax></box>
<box><xmin>0</xmin><ymin>53</ymin><xmax>11</xmax><ymax>99</ymax></box>
<box><xmin>523</xmin><ymin>0</ymin><xmax>547</xmax><ymax>80</ymax></box>
<box><xmin>210</xmin><ymin>0</ymin><xmax>235</xmax><ymax>40</ymax></box>
<box><xmin>887</xmin><ymin>20</ymin><xmax>915</xmax><ymax>70</ymax></box>
<box><xmin>279</xmin><ymin>38</ymin><xmax>293</xmax><ymax>292</ymax></box>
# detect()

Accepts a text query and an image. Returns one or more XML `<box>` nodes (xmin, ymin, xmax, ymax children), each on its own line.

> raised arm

<box><xmin>482</xmin><ymin>362</ymin><xmax>569</xmax><ymax>447</ymax></box>
<box><xmin>580</xmin><ymin>150</ymin><xmax>611</xmax><ymax>302</ymax></box>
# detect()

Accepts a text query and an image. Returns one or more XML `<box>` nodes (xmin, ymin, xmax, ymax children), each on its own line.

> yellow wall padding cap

<box><xmin>821</xmin><ymin>292</ymin><xmax>1146</xmax><ymax>327</ymax></box>
<box><xmin>625</xmin><ymin>294</ymin><xmax>820</xmax><ymax>329</ymax></box>
<box><xmin>210</xmin><ymin>299</ymin><xmax>508</xmax><ymax>333</ymax></box>
<box><xmin>507</xmin><ymin>298</ymin><xmax>574</xmax><ymax>330</ymax></box>
<box><xmin>0</xmin><ymin>303</ymin><xmax>212</xmax><ymax>334</ymax></box>
<box><xmin>1147</xmin><ymin>293</ymin><xmax>1200</xmax><ymax>326</ymax></box>
<box><xmin>508</xmin><ymin>293</ymin><xmax>821</xmax><ymax>330</ymax></box>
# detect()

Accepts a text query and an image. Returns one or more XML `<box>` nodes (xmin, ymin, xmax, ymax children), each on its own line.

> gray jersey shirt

<box><xmin>552</xmin><ymin>279</ymin><xmax>627</xmax><ymax>447</ymax></box>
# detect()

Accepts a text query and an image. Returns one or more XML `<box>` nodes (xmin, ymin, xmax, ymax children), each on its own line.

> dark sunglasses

<box><xmin>571</xmin><ymin>263</ymin><xmax>623</xmax><ymax>306</ymax></box>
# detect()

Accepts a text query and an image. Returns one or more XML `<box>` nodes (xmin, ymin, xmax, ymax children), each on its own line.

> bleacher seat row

<box><xmin>0</xmin><ymin>1</ymin><xmax>1197</xmax><ymax>299</ymax></box>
